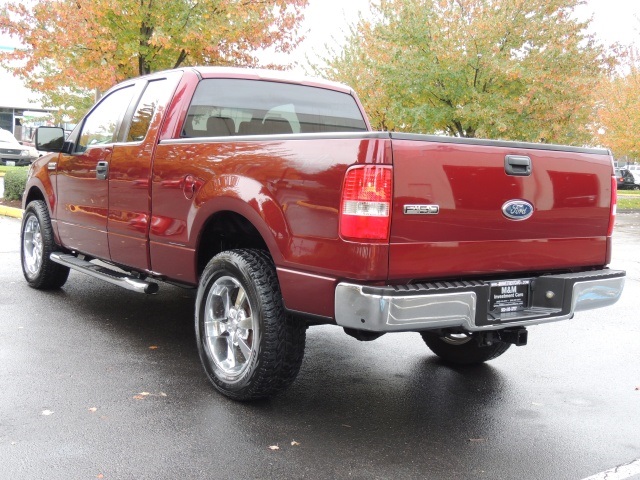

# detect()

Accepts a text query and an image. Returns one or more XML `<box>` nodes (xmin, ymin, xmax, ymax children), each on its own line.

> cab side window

<box><xmin>76</xmin><ymin>86</ymin><xmax>135</xmax><ymax>152</ymax></box>
<box><xmin>126</xmin><ymin>79</ymin><xmax>168</xmax><ymax>142</ymax></box>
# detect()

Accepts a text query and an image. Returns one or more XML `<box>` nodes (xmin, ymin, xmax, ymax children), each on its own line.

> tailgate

<box><xmin>388</xmin><ymin>134</ymin><xmax>614</xmax><ymax>281</ymax></box>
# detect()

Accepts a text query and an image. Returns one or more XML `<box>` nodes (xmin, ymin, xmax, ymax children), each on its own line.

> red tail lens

<box><xmin>608</xmin><ymin>175</ymin><xmax>616</xmax><ymax>236</ymax></box>
<box><xmin>340</xmin><ymin>165</ymin><xmax>393</xmax><ymax>241</ymax></box>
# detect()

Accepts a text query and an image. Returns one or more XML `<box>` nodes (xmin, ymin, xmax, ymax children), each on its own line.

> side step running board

<box><xmin>50</xmin><ymin>253</ymin><xmax>159</xmax><ymax>294</ymax></box>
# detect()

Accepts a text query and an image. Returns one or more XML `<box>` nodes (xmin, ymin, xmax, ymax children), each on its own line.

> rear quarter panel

<box><xmin>149</xmin><ymin>135</ymin><xmax>392</xmax><ymax>297</ymax></box>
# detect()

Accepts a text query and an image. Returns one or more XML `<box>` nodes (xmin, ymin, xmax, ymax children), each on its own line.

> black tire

<box><xmin>420</xmin><ymin>331</ymin><xmax>510</xmax><ymax>365</ymax></box>
<box><xmin>195</xmin><ymin>249</ymin><xmax>306</xmax><ymax>401</ymax></box>
<box><xmin>21</xmin><ymin>200</ymin><xmax>70</xmax><ymax>290</ymax></box>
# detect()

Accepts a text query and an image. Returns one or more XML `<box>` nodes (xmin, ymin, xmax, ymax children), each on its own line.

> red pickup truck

<box><xmin>22</xmin><ymin>67</ymin><xmax>625</xmax><ymax>400</ymax></box>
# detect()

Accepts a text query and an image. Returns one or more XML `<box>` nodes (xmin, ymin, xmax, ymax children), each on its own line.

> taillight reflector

<box><xmin>340</xmin><ymin>165</ymin><xmax>393</xmax><ymax>241</ymax></box>
<box><xmin>608</xmin><ymin>175</ymin><xmax>616</xmax><ymax>236</ymax></box>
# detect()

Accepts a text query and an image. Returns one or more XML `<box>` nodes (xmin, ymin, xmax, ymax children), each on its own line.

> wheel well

<box><xmin>197</xmin><ymin>211</ymin><xmax>269</xmax><ymax>276</ymax></box>
<box><xmin>24</xmin><ymin>187</ymin><xmax>46</xmax><ymax>207</ymax></box>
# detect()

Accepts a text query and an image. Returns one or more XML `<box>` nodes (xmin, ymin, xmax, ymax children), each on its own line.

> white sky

<box><xmin>1</xmin><ymin>0</ymin><xmax>640</xmax><ymax>107</ymax></box>
<box><xmin>578</xmin><ymin>0</ymin><xmax>640</xmax><ymax>46</ymax></box>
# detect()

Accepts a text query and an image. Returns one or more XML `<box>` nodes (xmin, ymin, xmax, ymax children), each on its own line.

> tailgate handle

<box><xmin>505</xmin><ymin>155</ymin><xmax>531</xmax><ymax>176</ymax></box>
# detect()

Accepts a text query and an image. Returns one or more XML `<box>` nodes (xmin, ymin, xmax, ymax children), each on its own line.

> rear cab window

<box><xmin>181</xmin><ymin>78</ymin><xmax>367</xmax><ymax>138</ymax></box>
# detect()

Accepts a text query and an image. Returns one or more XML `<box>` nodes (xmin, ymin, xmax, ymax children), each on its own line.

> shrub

<box><xmin>3</xmin><ymin>168</ymin><xmax>29</xmax><ymax>201</ymax></box>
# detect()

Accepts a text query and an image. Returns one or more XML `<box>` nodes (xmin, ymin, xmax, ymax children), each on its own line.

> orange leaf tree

<box><xmin>0</xmin><ymin>0</ymin><xmax>308</xmax><ymax>120</ymax></box>
<box><xmin>596</xmin><ymin>52</ymin><xmax>640</xmax><ymax>161</ymax></box>
<box><xmin>320</xmin><ymin>0</ymin><xmax>615</xmax><ymax>145</ymax></box>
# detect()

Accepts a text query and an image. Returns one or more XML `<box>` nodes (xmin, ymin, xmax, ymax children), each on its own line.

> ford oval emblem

<box><xmin>502</xmin><ymin>200</ymin><xmax>534</xmax><ymax>221</ymax></box>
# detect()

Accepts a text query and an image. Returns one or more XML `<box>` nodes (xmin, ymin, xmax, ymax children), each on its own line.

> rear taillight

<box><xmin>340</xmin><ymin>165</ymin><xmax>393</xmax><ymax>241</ymax></box>
<box><xmin>608</xmin><ymin>175</ymin><xmax>616</xmax><ymax>236</ymax></box>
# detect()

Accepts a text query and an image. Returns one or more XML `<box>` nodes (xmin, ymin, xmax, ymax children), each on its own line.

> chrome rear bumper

<box><xmin>335</xmin><ymin>269</ymin><xmax>625</xmax><ymax>332</ymax></box>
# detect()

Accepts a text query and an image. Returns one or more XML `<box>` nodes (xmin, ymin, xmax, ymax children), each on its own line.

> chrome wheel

<box><xmin>22</xmin><ymin>214</ymin><xmax>43</xmax><ymax>278</ymax></box>
<box><xmin>204</xmin><ymin>276</ymin><xmax>255</xmax><ymax>378</ymax></box>
<box><xmin>20</xmin><ymin>200</ymin><xmax>69</xmax><ymax>289</ymax></box>
<box><xmin>196</xmin><ymin>249</ymin><xmax>306</xmax><ymax>400</ymax></box>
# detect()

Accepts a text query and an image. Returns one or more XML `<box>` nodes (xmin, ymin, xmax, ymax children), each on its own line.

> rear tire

<box><xmin>195</xmin><ymin>249</ymin><xmax>306</xmax><ymax>401</ymax></box>
<box><xmin>21</xmin><ymin>200</ymin><xmax>70</xmax><ymax>290</ymax></box>
<box><xmin>421</xmin><ymin>331</ymin><xmax>510</xmax><ymax>365</ymax></box>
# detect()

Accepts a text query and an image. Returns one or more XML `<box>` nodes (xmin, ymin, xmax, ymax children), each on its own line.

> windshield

<box><xmin>0</xmin><ymin>129</ymin><xmax>20</xmax><ymax>145</ymax></box>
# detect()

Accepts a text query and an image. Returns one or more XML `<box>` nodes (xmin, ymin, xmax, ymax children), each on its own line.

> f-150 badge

<box><xmin>404</xmin><ymin>205</ymin><xmax>440</xmax><ymax>215</ymax></box>
<box><xmin>502</xmin><ymin>200</ymin><xmax>534</xmax><ymax>220</ymax></box>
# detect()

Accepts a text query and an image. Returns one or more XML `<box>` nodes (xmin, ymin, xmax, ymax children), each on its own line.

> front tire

<box><xmin>21</xmin><ymin>200</ymin><xmax>70</xmax><ymax>289</ymax></box>
<box><xmin>421</xmin><ymin>331</ymin><xmax>510</xmax><ymax>365</ymax></box>
<box><xmin>195</xmin><ymin>249</ymin><xmax>306</xmax><ymax>400</ymax></box>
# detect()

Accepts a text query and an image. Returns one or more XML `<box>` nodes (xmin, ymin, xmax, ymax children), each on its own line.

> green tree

<box><xmin>321</xmin><ymin>0</ymin><xmax>615</xmax><ymax>144</ymax></box>
<box><xmin>0</xmin><ymin>0</ymin><xmax>308</xmax><ymax>121</ymax></box>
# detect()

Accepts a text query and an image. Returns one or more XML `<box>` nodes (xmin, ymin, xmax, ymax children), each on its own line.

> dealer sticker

<box><xmin>489</xmin><ymin>279</ymin><xmax>530</xmax><ymax>314</ymax></box>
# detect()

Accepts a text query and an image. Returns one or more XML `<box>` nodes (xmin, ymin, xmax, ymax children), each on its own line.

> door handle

<box><xmin>96</xmin><ymin>161</ymin><xmax>109</xmax><ymax>180</ymax></box>
<box><xmin>505</xmin><ymin>155</ymin><xmax>531</xmax><ymax>176</ymax></box>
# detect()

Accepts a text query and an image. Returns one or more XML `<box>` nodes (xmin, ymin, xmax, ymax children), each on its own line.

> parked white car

<box><xmin>0</xmin><ymin>128</ymin><xmax>39</xmax><ymax>166</ymax></box>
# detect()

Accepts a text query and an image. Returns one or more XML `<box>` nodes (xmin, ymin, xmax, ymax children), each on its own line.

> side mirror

<box><xmin>35</xmin><ymin>127</ymin><xmax>65</xmax><ymax>152</ymax></box>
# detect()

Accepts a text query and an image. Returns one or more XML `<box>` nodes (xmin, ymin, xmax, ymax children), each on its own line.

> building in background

<box><xmin>0</xmin><ymin>45</ymin><xmax>55</xmax><ymax>143</ymax></box>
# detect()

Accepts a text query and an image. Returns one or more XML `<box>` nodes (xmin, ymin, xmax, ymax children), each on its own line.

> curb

<box><xmin>0</xmin><ymin>205</ymin><xmax>23</xmax><ymax>219</ymax></box>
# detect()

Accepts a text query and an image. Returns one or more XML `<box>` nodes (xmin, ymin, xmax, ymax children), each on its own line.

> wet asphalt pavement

<box><xmin>0</xmin><ymin>213</ymin><xmax>639</xmax><ymax>480</ymax></box>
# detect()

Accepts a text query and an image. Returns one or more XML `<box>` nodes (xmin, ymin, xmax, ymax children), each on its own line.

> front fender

<box><xmin>23</xmin><ymin>154</ymin><xmax>57</xmax><ymax>211</ymax></box>
<box><xmin>22</xmin><ymin>155</ymin><xmax>61</xmax><ymax>246</ymax></box>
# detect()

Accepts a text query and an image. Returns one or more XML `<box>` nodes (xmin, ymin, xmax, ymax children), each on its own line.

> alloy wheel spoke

<box><xmin>237</xmin><ymin>336</ymin><xmax>251</xmax><ymax>360</ymax></box>
<box><xmin>234</xmin><ymin>288</ymin><xmax>246</xmax><ymax>309</ymax></box>
<box><xmin>225</xmin><ymin>337</ymin><xmax>237</xmax><ymax>369</ymax></box>
<box><xmin>205</xmin><ymin>318</ymin><xmax>228</xmax><ymax>337</ymax></box>
<box><xmin>237</xmin><ymin>317</ymin><xmax>253</xmax><ymax>331</ymax></box>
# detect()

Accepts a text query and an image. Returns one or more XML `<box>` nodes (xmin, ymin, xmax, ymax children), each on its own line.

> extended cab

<box><xmin>22</xmin><ymin>67</ymin><xmax>625</xmax><ymax>400</ymax></box>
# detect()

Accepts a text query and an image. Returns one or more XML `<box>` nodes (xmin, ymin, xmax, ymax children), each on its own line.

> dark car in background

<box><xmin>627</xmin><ymin>170</ymin><xmax>640</xmax><ymax>190</ymax></box>
<box><xmin>615</xmin><ymin>168</ymin><xmax>638</xmax><ymax>190</ymax></box>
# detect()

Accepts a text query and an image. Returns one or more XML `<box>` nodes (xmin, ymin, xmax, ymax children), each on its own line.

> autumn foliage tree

<box><xmin>595</xmin><ymin>51</ymin><xmax>640</xmax><ymax>160</ymax></box>
<box><xmin>322</xmin><ymin>0</ymin><xmax>614</xmax><ymax>145</ymax></box>
<box><xmin>0</xmin><ymin>0</ymin><xmax>308</xmax><ymax>120</ymax></box>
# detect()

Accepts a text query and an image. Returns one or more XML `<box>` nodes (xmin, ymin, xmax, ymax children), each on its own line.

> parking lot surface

<box><xmin>0</xmin><ymin>213</ymin><xmax>639</xmax><ymax>479</ymax></box>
